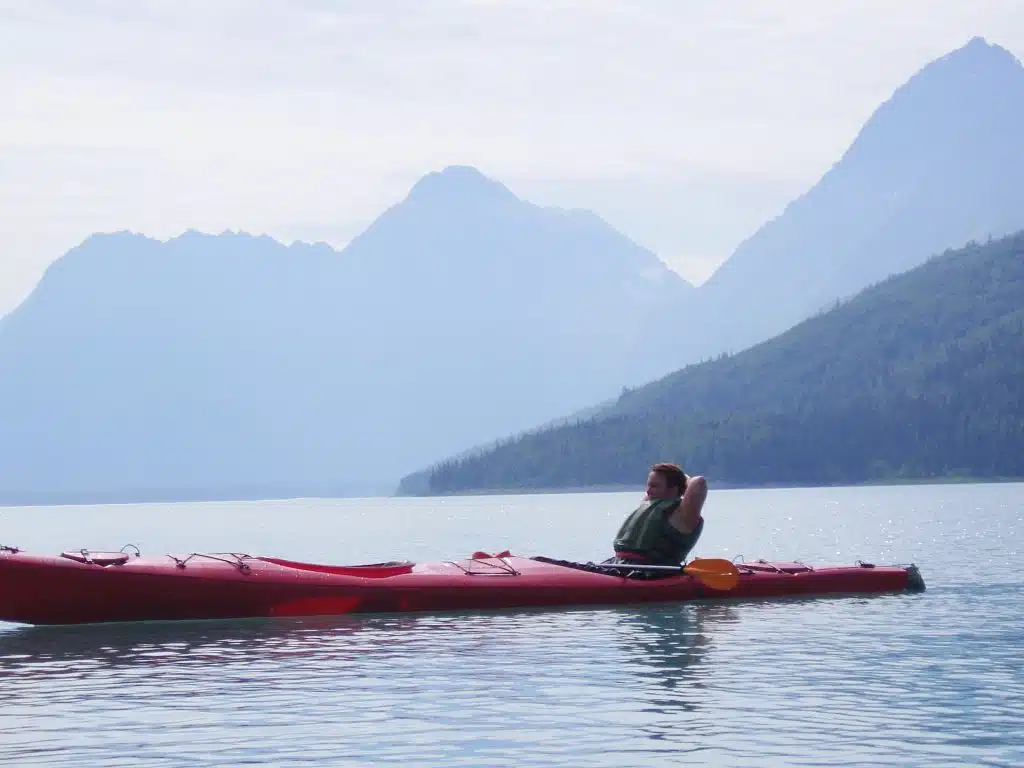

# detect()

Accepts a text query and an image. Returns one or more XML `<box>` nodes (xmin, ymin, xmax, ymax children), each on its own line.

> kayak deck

<box><xmin>0</xmin><ymin>544</ymin><xmax>924</xmax><ymax>626</ymax></box>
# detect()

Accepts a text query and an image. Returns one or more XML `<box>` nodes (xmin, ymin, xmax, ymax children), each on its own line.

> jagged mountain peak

<box><xmin>688</xmin><ymin>37</ymin><xmax>1024</xmax><ymax>362</ymax></box>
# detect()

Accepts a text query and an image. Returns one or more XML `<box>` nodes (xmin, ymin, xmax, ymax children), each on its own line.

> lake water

<box><xmin>1</xmin><ymin>483</ymin><xmax>1022</xmax><ymax>766</ymax></box>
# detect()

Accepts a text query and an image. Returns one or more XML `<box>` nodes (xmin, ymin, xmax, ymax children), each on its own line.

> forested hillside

<box><xmin>403</xmin><ymin>233</ymin><xmax>1024</xmax><ymax>494</ymax></box>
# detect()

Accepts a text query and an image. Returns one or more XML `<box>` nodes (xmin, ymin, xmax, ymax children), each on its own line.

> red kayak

<box><xmin>0</xmin><ymin>544</ymin><xmax>925</xmax><ymax>626</ymax></box>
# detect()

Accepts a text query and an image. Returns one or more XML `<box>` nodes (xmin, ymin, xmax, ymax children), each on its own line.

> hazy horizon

<box><xmin>3</xmin><ymin>1</ymin><xmax>1024</xmax><ymax>317</ymax></box>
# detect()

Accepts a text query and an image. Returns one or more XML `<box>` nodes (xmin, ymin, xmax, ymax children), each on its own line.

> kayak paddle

<box><xmin>602</xmin><ymin>557</ymin><xmax>741</xmax><ymax>590</ymax></box>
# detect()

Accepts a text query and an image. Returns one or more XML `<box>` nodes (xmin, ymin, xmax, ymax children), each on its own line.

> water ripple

<box><xmin>1</xmin><ymin>485</ymin><xmax>1022</xmax><ymax>766</ymax></box>
<box><xmin>1</xmin><ymin>594</ymin><xmax>1020</xmax><ymax>767</ymax></box>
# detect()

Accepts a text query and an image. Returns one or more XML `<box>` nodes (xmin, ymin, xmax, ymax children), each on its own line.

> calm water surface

<box><xmin>1</xmin><ymin>483</ymin><xmax>1022</xmax><ymax>766</ymax></box>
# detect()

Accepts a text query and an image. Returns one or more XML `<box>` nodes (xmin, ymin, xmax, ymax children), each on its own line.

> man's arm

<box><xmin>669</xmin><ymin>475</ymin><xmax>707</xmax><ymax>534</ymax></box>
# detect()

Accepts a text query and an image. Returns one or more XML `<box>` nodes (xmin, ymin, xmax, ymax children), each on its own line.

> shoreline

<box><xmin>3</xmin><ymin>475</ymin><xmax>1022</xmax><ymax>508</ymax></box>
<box><xmin>397</xmin><ymin>475</ymin><xmax>1024</xmax><ymax>498</ymax></box>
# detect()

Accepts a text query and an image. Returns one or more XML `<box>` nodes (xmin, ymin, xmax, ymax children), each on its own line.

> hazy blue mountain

<box><xmin>0</xmin><ymin>167</ymin><xmax>692</xmax><ymax>504</ymax></box>
<box><xmin>404</xmin><ymin>231</ymin><xmax>1024</xmax><ymax>494</ymax></box>
<box><xmin>681</xmin><ymin>37</ymin><xmax>1024</xmax><ymax>361</ymax></box>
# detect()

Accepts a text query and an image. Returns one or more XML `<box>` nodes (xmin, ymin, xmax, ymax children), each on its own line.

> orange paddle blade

<box><xmin>683</xmin><ymin>557</ymin><xmax>741</xmax><ymax>591</ymax></box>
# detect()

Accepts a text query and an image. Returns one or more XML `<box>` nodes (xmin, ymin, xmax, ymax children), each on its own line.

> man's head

<box><xmin>646</xmin><ymin>462</ymin><xmax>686</xmax><ymax>500</ymax></box>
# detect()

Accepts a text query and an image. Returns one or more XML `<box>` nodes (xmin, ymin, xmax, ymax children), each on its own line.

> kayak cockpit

<box><xmin>256</xmin><ymin>556</ymin><xmax>415</xmax><ymax>578</ymax></box>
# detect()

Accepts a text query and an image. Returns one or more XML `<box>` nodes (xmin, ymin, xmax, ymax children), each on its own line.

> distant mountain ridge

<box><xmin>404</xmin><ymin>231</ymin><xmax>1024</xmax><ymax>494</ymax></box>
<box><xmin>4</xmin><ymin>37</ymin><xmax>1024</xmax><ymax>504</ymax></box>
<box><xmin>0</xmin><ymin>168</ymin><xmax>692</xmax><ymax>504</ymax></box>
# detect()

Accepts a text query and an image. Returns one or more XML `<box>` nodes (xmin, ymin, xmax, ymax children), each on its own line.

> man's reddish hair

<box><xmin>650</xmin><ymin>462</ymin><xmax>686</xmax><ymax>493</ymax></box>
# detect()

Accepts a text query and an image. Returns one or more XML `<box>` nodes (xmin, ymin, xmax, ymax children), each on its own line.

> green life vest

<box><xmin>612</xmin><ymin>498</ymin><xmax>704</xmax><ymax>565</ymax></box>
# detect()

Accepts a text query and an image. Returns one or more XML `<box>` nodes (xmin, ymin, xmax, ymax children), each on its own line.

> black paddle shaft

<box><xmin>599</xmin><ymin>563</ymin><xmax>683</xmax><ymax>572</ymax></box>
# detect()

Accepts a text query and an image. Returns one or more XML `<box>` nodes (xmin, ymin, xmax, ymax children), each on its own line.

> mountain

<box><xmin>402</xmin><ymin>231</ymin><xmax>1024</xmax><ymax>494</ymax></box>
<box><xmin>0</xmin><ymin>167</ymin><xmax>693</xmax><ymax>504</ymax></box>
<box><xmin>679</xmin><ymin>37</ymin><xmax>1024</xmax><ymax>362</ymax></box>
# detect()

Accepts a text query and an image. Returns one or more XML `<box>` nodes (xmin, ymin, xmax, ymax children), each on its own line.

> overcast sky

<box><xmin>2</xmin><ymin>0</ymin><xmax>1022</xmax><ymax>315</ymax></box>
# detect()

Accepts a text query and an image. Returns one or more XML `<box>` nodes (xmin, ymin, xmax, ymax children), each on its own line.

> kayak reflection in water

<box><xmin>605</xmin><ymin>462</ymin><xmax>708</xmax><ymax>571</ymax></box>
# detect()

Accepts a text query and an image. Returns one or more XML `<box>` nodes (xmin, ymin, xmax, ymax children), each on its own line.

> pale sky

<box><xmin>2</xmin><ymin>0</ymin><xmax>1023</xmax><ymax>315</ymax></box>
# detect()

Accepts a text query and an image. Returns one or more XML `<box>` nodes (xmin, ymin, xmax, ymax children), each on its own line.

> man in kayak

<box><xmin>607</xmin><ymin>462</ymin><xmax>708</xmax><ymax>567</ymax></box>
